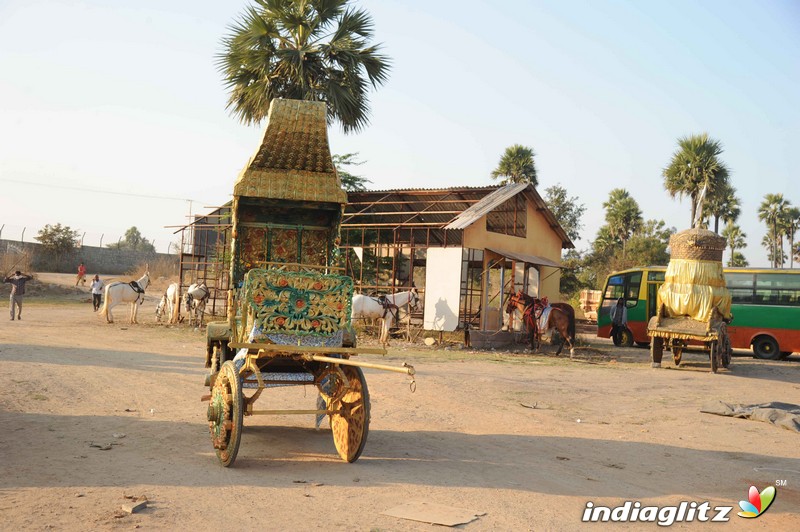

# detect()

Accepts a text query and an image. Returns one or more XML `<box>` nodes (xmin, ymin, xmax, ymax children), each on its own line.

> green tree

<box><xmin>491</xmin><ymin>144</ymin><xmax>537</xmax><ymax>186</ymax></box>
<box><xmin>217</xmin><ymin>0</ymin><xmax>391</xmax><ymax>133</ymax></box>
<box><xmin>333</xmin><ymin>153</ymin><xmax>371</xmax><ymax>191</ymax></box>
<box><xmin>602</xmin><ymin>188</ymin><xmax>642</xmax><ymax>259</ymax></box>
<box><xmin>558</xmin><ymin>249</ymin><xmax>590</xmax><ymax>297</ymax></box>
<box><xmin>625</xmin><ymin>220</ymin><xmax>674</xmax><ymax>267</ymax></box>
<box><xmin>729</xmin><ymin>251</ymin><xmax>749</xmax><ymax>267</ymax></box>
<box><xmin>721</xmin><ymin>223</ymin><xmax>747</xmax><ymax>267</ymax></box>
<box><xmin>107</xmin><ymin>227</ymin><xmax>156</xmax><ymax>253</ymax></box>
<box><xmin>543</xmin><ymin>184</ymin><xmax>586</xmax><ymax>243</ymax></box>
<box><xmin>703</xmin><ymin>181</ymin><xmax>740</xmax><ymax>233</ymax></box>
<box><xmin>779</xmin><ymin>205</ymin><xmax>799</xmax><ymax>269</ymax></box>
<box><xmin>35</xmin><ymin>223</ymin><xmax>80</xmax><ymax>269</ymax></box>
<box><xmin>663</xmin><ymin>133</ymin><xmax>730</xmax><ymax>227</ymax></box>
<box><xmin>761</xmin><ymin>233</ymin><xmax>786</xmax><ymax>268</ymax></box>
<box><xmin>787</xmin><ymin>207</ymin><xmax>800</xmax><ymax>268</ymax></box>
<box><xmin>758</xmin><ymin>193</ymin><xmax>789</xmax><ymax>268</ymax></box>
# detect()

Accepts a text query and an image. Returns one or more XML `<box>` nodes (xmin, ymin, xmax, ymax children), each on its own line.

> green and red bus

<box><xmin>597</xmin><ymin>267</ymin><xmax>800</xmax><ymax>359</ymax></box>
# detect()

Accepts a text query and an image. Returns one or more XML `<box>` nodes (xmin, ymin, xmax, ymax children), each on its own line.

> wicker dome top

<box><xmin>233</xmin><ymin>99</ymin><xmax>347</xmax><ymax>204</ymax></box>
<box><xmin>669</xmin><ymin>227</ymin><xmax>726</xmax><ymax>261</ymax></box>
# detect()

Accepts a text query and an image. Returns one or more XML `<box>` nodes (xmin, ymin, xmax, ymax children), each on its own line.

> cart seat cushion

<box><xmin>241</xmin><ymin>269</ymin><xmax>353</xmax><ymax>340</ymax></box>
<box><xmin>232</xmin><ymin>351</ymin><xmax>316</xmax><ymax>388</ymax></box>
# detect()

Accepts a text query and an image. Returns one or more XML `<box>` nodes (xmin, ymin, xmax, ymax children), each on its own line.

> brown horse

<box><xmin>505</xmin><ymin>291</ymin><xmax>576</xmax><ymax>356</ymax></box>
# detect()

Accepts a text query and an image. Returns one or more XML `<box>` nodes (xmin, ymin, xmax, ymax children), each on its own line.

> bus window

<box><xmin>755</xmin><ymin>273</ymin><xmax>800</xmax><ymax>306</ymax></box>
<box><xmin>647</xmin><ymin>271</ymin><xmax>665</xmax><ymax>282</ymax></box>
<box><xmin>604</xmin><ymin>275</ymin><xmax>625</xmax><ymax>301</ymax></box>
<box><xmin>725</xmin><ymin>272</ymin><xmax>754</xmax><ymax>304</ymax></box>
<box><xmin>626</xmin><ymin>272</ymin><xmax>642</xmax><ymax>307</ymax></box>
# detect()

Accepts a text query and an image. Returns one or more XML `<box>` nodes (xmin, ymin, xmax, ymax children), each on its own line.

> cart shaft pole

<box><xmin>307</xmin><ymin>354</ymin><xmax>415</xmax><ymax>376</ymax></box>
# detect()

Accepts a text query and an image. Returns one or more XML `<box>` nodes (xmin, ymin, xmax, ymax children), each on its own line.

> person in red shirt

<box><xmin>76</xmin><ymin>262</ymin><xmax>87</xmax><ymax>286</ymax></box>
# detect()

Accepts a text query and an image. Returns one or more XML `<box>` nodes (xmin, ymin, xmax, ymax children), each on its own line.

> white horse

<box><xmin>155</xmin><ymin>282</ymin><xmax>180</xmax><ymax>324</ymax></box>
<box><xmin>184</xmin><ymin>282</ymin><xmax>210</xmax><ymax>327</ymax></box>
<box><xmin>351</xmin><ymin>288</ymin><xmax>420</xmax><ymax>346</ymax></box>
<box><xmin>101</xmin><ymin>270</ymin><xmax>150</xmax><ymax>324</ymax></box>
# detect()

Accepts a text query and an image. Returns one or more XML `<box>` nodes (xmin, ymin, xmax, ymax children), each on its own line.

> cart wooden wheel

<box><xmin>210</xmin><ymin>344</ymin><xmax>221</xmax><ymax>374</ymax></box>
<box><xmin>671</xmin><ymin>340</ymin><xmax>685</xmax><ymax>366</ymax></box>
<box><xmin>721</xmin><ymin>330</ymin><xmax>732</xmax><ymax>369</ymax></box>
<box><xmin>710</xmin><ymin>340</ymin><xmax>719</xmax><ymax>373</ymax></box>
<box><xmin>651</xmin><ymin>337</ymin><xmax>664</xmax><ymax>367</ymax></box>
<box><xmin>672</xmin><ymin>347</ymin><xmax>683</xmax><ymax>366</ymax></box>
<box><xmin>329</xmin><ymin>365</ymin><xmax>370</xmax><ymax>463</ymax></box>
<box><xmin>208</xmin><ymin>361</ymin><xmax>243</xmax><ymax>467</ymax></box>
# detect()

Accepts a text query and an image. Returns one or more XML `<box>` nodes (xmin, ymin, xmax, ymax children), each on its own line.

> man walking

<box><xmin>4</xmin><ymin>270</ymin><xmax>33</xmax><ymax>320</ymax></box>
<box><xmin>90</xmin><ymin>274</ymin><xmax>104</xmax><ymax>311</ymax></box>
<box><xmin>610</xmin><ymin>297</ymin><xmax>628</xmax><ymax>346</ymax></box>
<box><xmin>76</xmin><ymin>262</ymin><xmax>87</xmax><ymax>286</ymax></box>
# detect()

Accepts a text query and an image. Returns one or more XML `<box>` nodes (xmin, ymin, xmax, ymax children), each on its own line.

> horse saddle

<box><xmin>376</xmin><ymin>295</ymin><xmax>399</xmax><ymax>319</ymax></box>
<box><xmin>128</xmin><ymin>281</ymin><xmax>145</xmax><ymax>294</ymax></box>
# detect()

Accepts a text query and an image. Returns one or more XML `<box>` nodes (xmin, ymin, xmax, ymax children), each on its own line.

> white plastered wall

<box><xmin>423</xmin><ymin>247</ymin><xmax>463</xmax><ymax>331</ymax></box>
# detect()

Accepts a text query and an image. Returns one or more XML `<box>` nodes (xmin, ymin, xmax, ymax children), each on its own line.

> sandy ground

<box><xmin>1</xmin><ymin>274</ymin><xmax>799</xmax><ymax>530</ymax></box>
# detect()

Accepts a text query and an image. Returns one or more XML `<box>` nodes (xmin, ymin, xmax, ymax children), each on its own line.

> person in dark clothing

<box><xmin>610</xmin><ymin>297</ymin><xmax>628</xmax><ymax>345</ymax></box>
<box><xmin>4</xmin><ymin>270</ymin><xmax>33</xmax><ymax>320</ymax></box>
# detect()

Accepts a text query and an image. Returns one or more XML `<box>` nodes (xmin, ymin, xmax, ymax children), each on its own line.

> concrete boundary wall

<box><xmin>0</xmin><ymin>239</ymin><xmax>175</xmax><ymax>275</ymax></box>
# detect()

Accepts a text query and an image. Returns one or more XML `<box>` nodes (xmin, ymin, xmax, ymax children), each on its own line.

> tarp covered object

<box><xmin>658</xmin><ymin>259</ymin><xmax>732</xmax><ymax>322</ymax></box>
<box><xmin>701</xmin><ymin>401</ymin><xmax>800</xmax><ymax>432</ymax></box>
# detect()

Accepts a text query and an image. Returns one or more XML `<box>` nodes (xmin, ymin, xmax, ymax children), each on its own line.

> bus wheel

<box><xmin>752</xmin><ymin>336</ymin><xmax>780</xmax><ymax>360</ymax></box>
<box><xmin>617</xmin><ymin>327</ymin><xmax>634</xmax><ymax>348</ymax></box>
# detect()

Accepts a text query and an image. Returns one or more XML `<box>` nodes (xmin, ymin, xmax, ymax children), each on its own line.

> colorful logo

<box><xmin>737</xmin><ymin>485</ymin><xmax>776</xmax><ymax>518</ymax></box>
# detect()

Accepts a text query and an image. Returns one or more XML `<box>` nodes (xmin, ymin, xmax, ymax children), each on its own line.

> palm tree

<box><xmin>491</xmin><ymin>145</ymin><xmax>537</xmax><ymax>186</ymax></box>
<box><xmin>704</xmin><ymin>182</ymin><xmax>740</xmax><ymax>233</ymax></box>
<box><xmin>662</xmin><ymin>133</ymin><xmax>730</xmax><ymax>227</ymax></box>
<box><xmin>758</xmin><ymin>193</ymin><xmax>789</xmax><ymax>267</ymax></box>
<box><xmin>787</xmin><ymin>207</ymin><xmax>800</xmax><ymax>269</ymax></box>
<box><xmin>602</xmin><ymin>188</ymin><xmax>642</xmax><ymax>259</ymax></box>
<box><xmin>721</xmin><ymin>222</ymin><xmax>746</xmax><ymax>266</ymax></box>
<box><xmin>217</xmin><ymin>0</ymin><xmax>391</xmax><ymax>133</ymax></box>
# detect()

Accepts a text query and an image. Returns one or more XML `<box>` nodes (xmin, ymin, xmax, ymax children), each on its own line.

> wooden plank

<box><xmin>227</xmin><ymin>342</ymin><xmax>387</xmax><ymax>355</ymax></box>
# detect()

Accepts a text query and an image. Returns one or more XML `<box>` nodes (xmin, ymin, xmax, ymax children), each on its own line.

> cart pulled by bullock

<box><xmin>201</xmin><ymin>99</ymin><xmax>416</xmax><ymax>467</ymax></box>
<box><xmin>647</xmin><ymin>227</ymin><xmax>732</xmax><ymax>373</ymax></box>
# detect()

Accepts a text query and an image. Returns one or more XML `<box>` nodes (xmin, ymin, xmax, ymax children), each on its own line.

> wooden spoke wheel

<box><xmin>208</xmin><ymin>361</ymin><xmax>243</xmax><ymax>467</ymax></box>
<box><xmin>651</xmin><ymin>337</ymin><xmax>664</xmax><ymax>367</ymax></box>
<box><xmin>210</xmin><ymin>344</ymin><xmax>221</xmax><ymax>374</ymax></box>
<box><xmin>710</xmin><ymin>340</ymin><xmax>719</xmax><ymax>373</ymax></box>
<box><xmin>721</xmin><ymin>329</ymin><xmax>732</xmax><ymax>369</ymax></box>
<box><xmin>328</xmin><ymin>365</ymin><xmax>370</xmax><ymax>463</ymax></box>
<box><xmin>672</xmin><ymin>347</ymin><xmax>683</xmax><ymax>366</ymax></box>
<box><xmin>671</xmin><ymin>340</ymin><xmax>686</xmax><ymax>367</ymax></box>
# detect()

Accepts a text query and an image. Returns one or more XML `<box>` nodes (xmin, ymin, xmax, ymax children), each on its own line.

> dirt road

<box><xmin>0</xmin><ymin>285</ymin><xmax>798</xmax><ymax>530</ymax></box>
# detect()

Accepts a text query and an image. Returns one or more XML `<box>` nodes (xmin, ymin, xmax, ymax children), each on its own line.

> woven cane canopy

<box><xmin>658</xmin><ymin>227</ymin><xmax>731</xmax><ymax>322</ymax></box>
<box><xmin>233</xmin><ymin>99</ymin><xmax>347</xmax><ymax>204</ymax></box>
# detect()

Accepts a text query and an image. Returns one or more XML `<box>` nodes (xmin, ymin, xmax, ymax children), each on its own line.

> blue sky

<box><xmin>0</xmin><ymin>0</ymin><xmax>797</xmax><ymax>267</ymax></box>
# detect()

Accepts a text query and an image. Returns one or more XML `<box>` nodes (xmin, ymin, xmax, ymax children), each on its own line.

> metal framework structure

<box><xmin>174</xmin><ymin>184</ymin><xmax>572</xmax><ymax>333</ymax></box>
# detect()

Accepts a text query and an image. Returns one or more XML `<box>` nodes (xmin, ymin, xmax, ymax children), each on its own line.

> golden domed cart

<box><xmin>647</xmin><ymin>228</ymin><xmax>733</xmax><ymax>373</ymax></box>
<box><xmin>202</xmin><ymin>99</ymin><xmax>415</xmax><ymax>467</ymax></box>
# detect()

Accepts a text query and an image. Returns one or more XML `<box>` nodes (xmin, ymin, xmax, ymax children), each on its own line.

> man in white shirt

<box><xmin>90</xmin><ymin>275</ymin><xmax>105</xmax><ymax>311</ymax></box>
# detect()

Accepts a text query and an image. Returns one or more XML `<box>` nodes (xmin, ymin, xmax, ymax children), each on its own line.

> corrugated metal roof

<box><xmin>444</xmin><ymin>183</ymin><xmax>573</xmax><ymax>249</ymax></box>
<box><xmin>444</xmin><ymin>183</ymin><xmax>528</xmax><ymax>230</ymax></box>
<box><xmin>343</xmin><ymin>183</ymin><xmax>574</xmax><ymax>248</ymax></box>
<box><xmin>486</xmin><ymin>247</ymin><xmax>563</xmax><ymax>268</ymax></box>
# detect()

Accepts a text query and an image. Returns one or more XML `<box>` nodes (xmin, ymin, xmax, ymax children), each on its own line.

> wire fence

<box><xmin>0</xmin><ymin>223</ymin><xmax>179</xmax><ymax>254</ymax></box>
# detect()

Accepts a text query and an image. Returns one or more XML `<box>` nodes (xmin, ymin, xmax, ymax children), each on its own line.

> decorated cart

<box><xmin>647</xmin><ymin>228</ymin><xmax>732</xmax><ymax>373</ymax></box>
<box><xmin>202</xmin><ymin>99</ymin><xmax>415</xmax><ymax>467</ymax></box>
